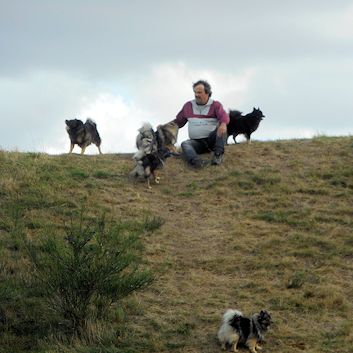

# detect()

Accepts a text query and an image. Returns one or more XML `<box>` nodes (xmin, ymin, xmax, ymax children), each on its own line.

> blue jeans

<box><xmin>181</xmin><ymin>129</ymin><xmax>227</xmax><ymax>164</ymax></box>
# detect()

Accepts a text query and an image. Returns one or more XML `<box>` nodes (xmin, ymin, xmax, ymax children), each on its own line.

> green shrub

<box><xmin>21</xmin><ymin>212</ymin><xmax>156</xmax><ymax>338</ymax></box>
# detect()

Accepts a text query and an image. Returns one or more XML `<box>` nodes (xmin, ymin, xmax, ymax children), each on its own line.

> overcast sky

<box><xmin>1</xmin><ymin>0</ymin><xmax>352</xmax><ymax>154</ymax></box>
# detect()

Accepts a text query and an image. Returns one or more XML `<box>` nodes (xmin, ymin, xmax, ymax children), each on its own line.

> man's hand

<box><xmin>217</xmin><ymin>122</ymin><xmax>227</xmax><ymax>137</ymax></box>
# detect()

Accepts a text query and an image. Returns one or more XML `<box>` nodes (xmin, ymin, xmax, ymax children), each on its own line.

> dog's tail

<box><xmin>136</xmin><ymin>122</ymin><xmax>158</xmax><ymax>155</ymax></box>
<box><xmin>85</xmin><ymin>118</ymin><xmax>102</xmax><ymax>145</ymax></box>
<box><xmin>229</xmin><ymin>110</ymin><xmax>243</xmax><ymax>119</ymax></box>
<box><xmin>222</xmin><ymin>309</ymin><xmax>243</xmax><ymax>323</ymax></box>
<box><xmin>138</xmin><ymin>122</ymin><xmax>154</xmax><ymax>133</ymax></box>
<box><xmin>86</xmin><ymin>118</ymin><xmax>97</xmax><ymax>126</ymax></box>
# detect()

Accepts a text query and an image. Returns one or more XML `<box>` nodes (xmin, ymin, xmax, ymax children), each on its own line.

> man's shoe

<box><xmin>211</xmin><ymin>153</ymin><xmax>223</xmax><ymax>165</ymax></box>
<box><xmin>189</xmin><ymin>158</ymin><xmax>208</xmax><ymax>169</ymax></box>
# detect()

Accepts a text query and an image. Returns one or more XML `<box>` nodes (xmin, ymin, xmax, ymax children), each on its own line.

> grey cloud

<box><xmin>1</xmin><ymin>0</ymin><xmax>352</xmax><ymax>77</ymax></box>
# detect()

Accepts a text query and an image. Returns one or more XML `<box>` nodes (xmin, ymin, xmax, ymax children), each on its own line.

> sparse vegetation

<box><xmin>0</xmin><ymin>207</ymin><xmax>158</xmax><ymax>352</ymax></box>
<box><xmin>0</xmin><ymin>136</ymin><xmax>352</xmax><ymax>352</ymax></box>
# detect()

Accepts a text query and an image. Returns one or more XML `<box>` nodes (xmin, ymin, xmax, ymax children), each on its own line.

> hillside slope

<box><xmin>0</xmin><ymin>136</ymin><xmax>352</xmax><ymax>353</ymax></box>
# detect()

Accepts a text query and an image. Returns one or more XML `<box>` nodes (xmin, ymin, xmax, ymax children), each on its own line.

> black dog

<box><xmin>65</xmin><ymin>118</ymin><xmax>102</xmax><ymax>154</ymax></box>
<box><xmin>227</xmin><ymin>108</ymin><xmax>265</xmax><ymax>144</ymax></box>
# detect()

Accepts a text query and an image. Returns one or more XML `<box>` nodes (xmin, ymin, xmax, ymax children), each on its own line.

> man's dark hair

<box><xmin>193</xmin><ymin>80</ymin><xmax>212</xmax><ymax>97</ymax></box>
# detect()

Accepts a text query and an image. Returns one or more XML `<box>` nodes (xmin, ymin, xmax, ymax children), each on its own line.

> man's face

<box><xmin>194</xmin><ymin>84</ymin><xmax>209</xmax><ymax>105</ymax></box>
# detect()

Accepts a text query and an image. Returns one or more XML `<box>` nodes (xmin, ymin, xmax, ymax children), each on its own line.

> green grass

<box><xmin>0</xmin><ymin>137</ymin><xmax>353</xmax><ymax>352</ymax></box>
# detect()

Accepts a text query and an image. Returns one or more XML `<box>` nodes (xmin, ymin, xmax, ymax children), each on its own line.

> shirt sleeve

<box><xmin>214</xmin><ymin>101</ymin><xmax>230</xmax><ymax>125</ymax></box>
<box><xmin>173</xmin><ymin>102</ymin><xmax>189</xmax><ymax>128</ymax></box>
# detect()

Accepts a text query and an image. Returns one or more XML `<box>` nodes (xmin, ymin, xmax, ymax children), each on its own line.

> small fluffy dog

<box><xmin>218</xmin><ymin>309</ymin><xmax>272</xmax><ymax>353</ymax></box>
<box><xmin>227</xmin><ymin>108</ymin><xmax>265</xmax><ymax>144</ymax></box>
<box><xmin>130</xmin><ymin>121</ymin><xmax>178</xmax><ymax>188</ymax></box>
<box><xmin>65</xmin><ymin>118</ymin><xmax>102</xmax><ymax>154</ymax></box>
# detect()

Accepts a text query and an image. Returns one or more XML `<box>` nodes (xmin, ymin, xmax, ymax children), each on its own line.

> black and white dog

<box><xmin>218</xmin><ymin>309</ymin><xmax>272</xmax><ymax>353</ymax></box>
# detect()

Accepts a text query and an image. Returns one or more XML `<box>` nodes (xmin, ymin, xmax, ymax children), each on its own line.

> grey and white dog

<box><xmin>218</xmin><ymin>309</ymin><xmax>272</xmax><ymax>353</ymax></box>
<box><xmin>131</xmin><ymin>122</ymin><xmax>178</xmax><ymax>188</ymax></box>
<box><xmin>65</xmin><ymin>118</ymin><xmax>102</xmax><ymax>155</ymax></box>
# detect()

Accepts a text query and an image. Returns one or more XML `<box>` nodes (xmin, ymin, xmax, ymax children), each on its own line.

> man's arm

<box><xmin>217</xmin><ymin>122</ymin><xmax>227</xmax><ymax>137</ymax></box>
<box><xmin>172</xmin><ymin>102</ymin><xmax>189</xmax><ymax>128</ymax></box>
<box><xmin>214</xmin><ymin>102</ymin><xmax>229</xmax><ymax>136</ymax></box>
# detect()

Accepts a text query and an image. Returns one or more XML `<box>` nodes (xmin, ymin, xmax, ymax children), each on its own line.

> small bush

<box><xmin>20</xmin><ymin>211</ymin><xmax>157</xmax><ymax>340</ymax></box>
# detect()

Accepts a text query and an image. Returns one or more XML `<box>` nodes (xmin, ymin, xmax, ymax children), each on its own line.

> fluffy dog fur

<box><xmin>227</xmin><ymin>108</ymin><xmax>265</xmax><ymax>144</ymax></box>
<box><xmin>65</xmin><ymin>118</ymin><xmax>102</xmax><ymax>154</ymax></box>
<box><xmin>218</xmin><ymin>309</ymin><xmax>272</xmax><ymax>353</ymax></box>
<box><xmin>130</xmin><ymin>122</ymin><xmax>178</xmax><ymax>188</ymax></box>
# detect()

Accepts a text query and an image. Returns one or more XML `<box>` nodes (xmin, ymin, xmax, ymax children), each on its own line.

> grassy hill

<box><xmin>0</xmin><ymin>136</ymin><xmax>352</xmax><ymax>353</ymax></box>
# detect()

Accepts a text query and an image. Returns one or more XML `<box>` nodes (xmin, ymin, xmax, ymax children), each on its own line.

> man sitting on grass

<box><xmin>171</xmin><ymin>80</ymin><xmax>229</xmax><ymax>168</ymax></box>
